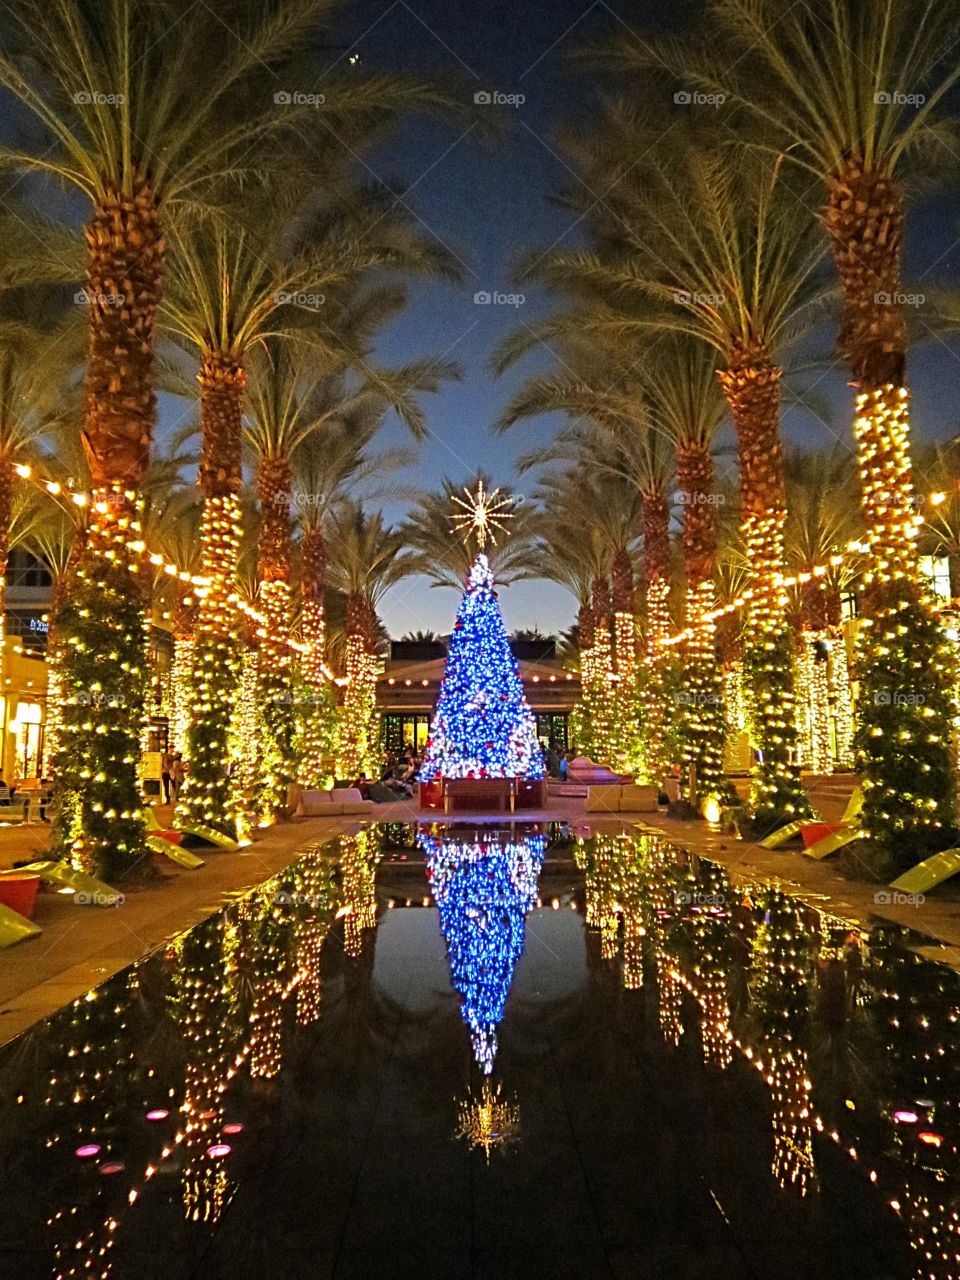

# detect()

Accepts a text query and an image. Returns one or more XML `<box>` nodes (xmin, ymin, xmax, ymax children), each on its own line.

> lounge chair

<box><xmin>759</xmin><ymin>786</ymin><xmax>863</xmax><ymax>852</ymax></box>
<box><xmin>145</xmin><ymin>807</ymin><xmax>240</xmax><ymax>851</ymax></box>
<box><xmin>146</xmin><ymin>834</ymin><xmax>204</xmax><ymax>869</ymax></box>
<box><xmin>0</xmin><ymin>901</ymin><xmax>40</xmax><ymax>947</ymax></box>
<box><xmin>889</xmin><ymin>847</ymin><xmax>960</xmax><ymax>896</ymax></box>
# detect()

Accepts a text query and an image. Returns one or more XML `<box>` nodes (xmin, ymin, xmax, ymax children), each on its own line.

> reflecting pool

<box><xmin>0</xmin><ymin>823</ymin><xmax>959</xmax><ymax>1278</ymax></box>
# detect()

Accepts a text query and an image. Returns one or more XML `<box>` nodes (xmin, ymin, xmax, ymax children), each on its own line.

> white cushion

<box><xmin>331</xmin><ymin>788</ymin><xmax>363</xmax><ymax>804</ymax></box>
<box><xmin>296</xmin><ymin>789</ymin><xmax>333</xmax><ymax>817</ymax></box>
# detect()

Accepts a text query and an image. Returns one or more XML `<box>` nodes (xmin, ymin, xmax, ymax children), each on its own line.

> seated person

<box><xmin>368</xmin><ymin>778</ymin><xmax>410</xmax><ymax>802</ymax></box>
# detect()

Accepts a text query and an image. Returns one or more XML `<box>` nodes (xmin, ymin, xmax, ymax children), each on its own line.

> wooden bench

<box><xmin>444</xmin><ymin>778</ymin><xmax>515</xmax><ymax>814</ymax></box>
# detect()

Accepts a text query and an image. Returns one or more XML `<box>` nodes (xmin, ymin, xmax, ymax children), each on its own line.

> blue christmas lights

<box><xmin>418</xmin><ymin>554</ymin><xmax>545</xmax><ymax>782</ymax></box>
<box><xmin>422</xmin><ymin>830</ymin><xmax>545</xmax><ymax>1073</ymax></box>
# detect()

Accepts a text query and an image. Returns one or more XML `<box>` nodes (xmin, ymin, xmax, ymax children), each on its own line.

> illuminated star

<box><xmin>450</xmin><ymin>480</ymin><xmax>515</xmax><ymax>550</ymax></box>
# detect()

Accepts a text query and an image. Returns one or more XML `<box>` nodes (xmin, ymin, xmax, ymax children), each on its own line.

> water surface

<box><xmin>0</xmin><ymin>823</ymin><xmax>956</xmax><ymax>1279</ymax></box>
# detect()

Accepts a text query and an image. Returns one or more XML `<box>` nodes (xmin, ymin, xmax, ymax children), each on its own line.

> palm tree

<box><xmin>161</xmin><ymin>203</ymin><xmax>380</xmax><ymax>830</ymax></box>
<box><xmin>325</xmin><ymin>503</ymin><xmax>416</xmax><ymax>778</ymax></box>
<box><xmin>515</xmin><ymin>126</ymin><xmax>826</xmax><ymax>830</ymax></box>
<box><xmin>616</xmin><ymin>0</ymin><xmax>960</xmax><ymax>858</ymax></box>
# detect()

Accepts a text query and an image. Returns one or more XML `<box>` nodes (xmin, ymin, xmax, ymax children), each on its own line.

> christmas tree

<box><xmin>418</xmin><ymin>550</ymin><xmax>544</xmax><ymax>782</ymax></box>
<box><xmin>422</xmin><ymin>830</ymin><xmax>545</xmax><ymax>1072</ymax></box>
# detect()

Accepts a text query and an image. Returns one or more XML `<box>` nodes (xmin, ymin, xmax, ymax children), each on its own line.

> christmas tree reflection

<box><xmin>422</xmin><ymin>828</ymin><xmax>543</xmax><ymax>1161</ymax></box>
<box><xmin>422</xmin><ymin>828</ymin><xmax>544</xmax><ymax>1074</ymax></box>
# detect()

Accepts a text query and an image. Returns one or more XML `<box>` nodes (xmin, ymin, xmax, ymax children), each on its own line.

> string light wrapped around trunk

<box><xmin>335</xmin><ymin>592</ymin><xmax>380</xmax><ymax>780</ymax></box>
<box><xmin>675</xmin><ymin>441</ymin><xmax>728</xmax><ymax>804</ymax></box>
<box><xmin>795</xmin><ymin>634</ymin><xmax>832</xmax><ymax>774</ymax></box>
<box><xmin>718</xmin><ymin>353</ymin><xmax>809</xmax><ymax>831</ymax></box>
<box><xmin>50</xmin><ymin>486</ymin><xmax>148</xmax><ymax>879</ymax></box>
<box><xmin>177</xmin><ymin>493</ymin><xmax>242</xmax><ymax>834</ymax></box>
<box><xmin>611</xmin><ymin>547</ymin><xmax>642</xmax><ymax>773</ymax></box>
<box><xmin>257</xmin><ymin>456</ymin><xmax>296</xmax><ymax>813</ymax></box>
<box><xmin>639</xmin><ymin>489</ymin><xmax>673</xmax><ymax>786</ymax></box>
<box><xmin>852</xmin><ymin>384</ymin><xmax>958</xmax><ymax>868</ymax></box>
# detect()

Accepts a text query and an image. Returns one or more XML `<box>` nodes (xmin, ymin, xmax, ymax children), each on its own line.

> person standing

<box><xmin>171</xmin><ymin>753</ymin><xmax>185</xmax><ymax>801</ymax></box>
<box><xmin>161</xmin><ymin>750</ymin><xmax>173</xmax><ymax>804</ymax></box>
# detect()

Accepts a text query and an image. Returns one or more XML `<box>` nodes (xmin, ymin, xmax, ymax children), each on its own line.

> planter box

<box><xmin>0</xmin><ymin>874</ymin><xmax>40</xmax><ymax>918</ymax></box>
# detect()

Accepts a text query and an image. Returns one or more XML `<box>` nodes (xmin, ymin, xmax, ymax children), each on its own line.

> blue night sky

<box><xmin>156</xmin><ymin>0</ymin><xmax>960</xmax><ymax>640</ymax></box>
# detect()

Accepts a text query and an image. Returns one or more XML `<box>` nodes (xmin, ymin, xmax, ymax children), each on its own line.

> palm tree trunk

<box><xmin>52</xmin><ymin>177</ymin><xmax>164</xmax><ymax>878</ymax></box>
<box><xmin>589</xmin><ymin>575</ymin><xmax>615</xmax><ymax>765</ymax></box>
<box><xmin>257</xmin><ymin>456</ymin><xmax>293</xmax><ymax>644</ymax></box>
<box><xmin>825</xmin><ymin>164</ymin><xmax>956</xmax><ymax>865</ymax></box>
<box><xmin>301</xmin><ymin>524</ymin><xmax>327</xmax><ymax>681</ymax></box>
<box><xmin>675</xmin><ymin>441</ymin><xmax>727</xmax><ymax>801</ymax></box>
<box><xmin>46</xmin><ymin>525</ymin><xmax>85</xmax><ymax>819</ymax></box>
<box><xmin>0</xmin><ymin>454</ymin><xmax>13</xmax><ymax>651</ymax></box>
<box><xmin>795</xmin><ymin>578</ymin><xmax>847</xmax><ymax>774</ymax></box>
<box><xmin>610</xmin><ymin>547</ymin><xmax>639</xmax><ymax>773</ymax></box>
<box><xmin>573</xmin><ymin>600</ymin><xmax>596</xmax><ymax>756</ymax></box>
<box><xmin>300</xmin><ymin>524</ymin><xmax>331</xmax><ymax>788</ymax></box>
<box><xmin>177</xmin><ymin>352</ymin><xmax>245</xmax><ymax>833</ymax></box>
<box><xmin>337</xmin><ymin>592</ymin><xmax>378</xmax><ymax>778</ymax></box>
<box><xmin>171</xmin><ymin>583</ymin><xmax>196</xmax><ymax>756</ymax></box>
<box><xmin>257</xmin><ymin>456</ymin><xmax>295</xmax><ymax>813</ymax></box>
<box><xmin>81</xmin><ymin>179</ymin><xmax>165</xmax><ymax>485</ymax></box>
<box><xmin>641</xmin><ymin>489</ymin><xmax>672</xmax><ymax>787</ymax></box>
<box><xmin>718</xmin><ymin>348</ymin><xmax>809</xmax><ymax>829</ymax></box>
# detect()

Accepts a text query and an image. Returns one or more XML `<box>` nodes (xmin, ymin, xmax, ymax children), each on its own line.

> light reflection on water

<box><xmin>0</xmin><ymin>824</ymin><xmax>957</xmax><ymax>1277</ymax></box>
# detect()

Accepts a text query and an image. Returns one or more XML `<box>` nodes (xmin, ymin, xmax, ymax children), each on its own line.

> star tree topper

<box><xmin>450</xmin><ymin>480</ymin><xmax>515</xmax><ymax>550</ymax></box>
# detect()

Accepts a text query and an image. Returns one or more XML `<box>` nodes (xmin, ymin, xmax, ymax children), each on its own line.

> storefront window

<box><xmin>13</xmin><ymin>701</ymin><xmax>43</xmax><ymax>779</ymax></box>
